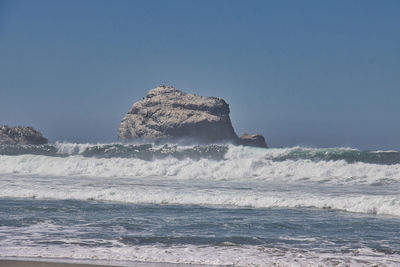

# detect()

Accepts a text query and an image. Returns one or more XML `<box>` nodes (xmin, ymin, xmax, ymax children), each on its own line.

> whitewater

<box><xmin>1</xmin><ymin>142</ymin><xmax>400</xmax><ymax>266</ymax></box>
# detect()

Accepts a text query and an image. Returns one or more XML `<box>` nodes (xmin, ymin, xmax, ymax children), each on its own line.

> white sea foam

<box><xmin>1</xmin><ymin>148</ymin><xmax>400</xmax><ymax>184</ymax></box>
<box><xmin>54</xmin><ymin>142</ymin><xmax>98</xmax><ymax>155</ymax></box>
<box><xmin>1</xmin><ymin>241</ymin><xmax>400</xmax><ymax>266</ymax></box>
<box><xmin>2</xmin><ymin>144</ymin><xmax>400</xmax><ymax>265</ymax></box>
<box><xmin>2</xmin><ymin>145</ymin><xmax>400</xmax><ymax>216</ymax></box>
<box><xmin>2</xmin><ymin>201</ymin><xmax>400</xmax><ymax>266</ymax></box>
<box><xmin>1</xmin><ymin>175</ymin><xmax>400</xmax><ymax>216</ymax></box>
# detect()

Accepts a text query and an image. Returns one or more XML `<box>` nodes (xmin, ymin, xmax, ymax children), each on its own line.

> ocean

<box><xmin>1</xmin><ymin>143</ymin><xmax>400</xmax><ymax>266</ymax></box>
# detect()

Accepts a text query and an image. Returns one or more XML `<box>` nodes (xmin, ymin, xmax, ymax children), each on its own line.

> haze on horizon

<box><xmin>0</xmin><ymin>0</ymin><xmax>399</xmax><ymax>150</ymax></box>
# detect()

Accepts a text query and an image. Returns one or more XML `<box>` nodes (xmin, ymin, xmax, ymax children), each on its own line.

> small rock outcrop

<box><xmin>118</xmin><ymin>86</ymin><xmax>238</xmax><ymax>143</ymax></box>
<box><xmin>238</xmin><ymin>133</ymin><xmax>268</xmax><ymax>148</ymax></box>
<box><xmin>0</xmin><ymin>125</ymin><xmax>48</xmax><ymax>145</ymax></box>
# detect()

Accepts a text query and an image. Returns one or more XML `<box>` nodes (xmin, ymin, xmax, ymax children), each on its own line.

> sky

<box><xmin>0</xmin><ymin>0</ymin><xmax>399</xmax><ymax>149</ymax></box>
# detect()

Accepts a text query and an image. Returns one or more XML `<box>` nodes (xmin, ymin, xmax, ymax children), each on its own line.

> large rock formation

<box><xmin>0</xmin><ymin>125</ymin><xmax>48</xmax><ymax>145</ymax></box>
<box><xmin>118</xmin><ymin>85</ymin><xmax>268</xmax><ymax>148</ymax></box>
<box><xmin>118</xmin><ymin>86</ymin><xmax>238</xmax><ymax>143</ymax></box>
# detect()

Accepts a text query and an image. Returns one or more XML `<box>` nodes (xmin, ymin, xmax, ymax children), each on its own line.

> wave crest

<box><xmin>1</xmin><ymin>146</ymin><xmax>400</xmax><ymax>184</ymax></box>
<box><xmin>1</xmin><ymin>142</ymin><xmax>399</xmax><ymax>165</ymax></box>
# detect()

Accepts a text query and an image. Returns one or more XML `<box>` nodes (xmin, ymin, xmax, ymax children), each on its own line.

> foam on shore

<box><xmin>1</xmin><ymin>245</ymin><xmax>400</xmax><ymax>266</ymax></box>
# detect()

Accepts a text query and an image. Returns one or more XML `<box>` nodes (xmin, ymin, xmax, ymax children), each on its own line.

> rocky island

<box><xmin>0</xmin><ymin>125</ymin><xmax>48</xmax><ymax>145</ymax></box>
<box><xmin>118</xmin><ymin>86</ymin><xmax>267</xmax><ymax>148</ymax></box>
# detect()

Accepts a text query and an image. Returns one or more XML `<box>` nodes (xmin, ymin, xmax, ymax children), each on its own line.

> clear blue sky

<box><xmin>0</xmin><ymin>0</ymin><xmax>399</xmax><ymax>149</ymax></box>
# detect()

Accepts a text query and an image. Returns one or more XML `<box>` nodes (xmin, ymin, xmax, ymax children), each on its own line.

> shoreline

<box><xmin>0</xmin><ymin>258</ymin><xmax>217</xmax><ymax>267</ymax></box>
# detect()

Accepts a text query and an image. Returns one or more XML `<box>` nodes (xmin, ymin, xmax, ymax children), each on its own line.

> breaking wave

<box><xmin>0</xmin><ymin>144</ymin><xmax>399</xmax><ymax>184</ymax></box>
<box><xmin>1</xmin><ymin>183</ymin><xmax>400</xmax><ymax>216</ymax></box>
<box><xmin>2</xmin><ymin>143</ymin><xmax>400</xmax><ymax>216</ymax></box>
<box><xmin>0</xmin><ymin>142</ymin><xmax>399</xmax><ymax>164</ymax></box>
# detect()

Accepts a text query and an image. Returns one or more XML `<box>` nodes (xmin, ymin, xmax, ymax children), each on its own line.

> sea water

<box><xmin>1</xmin><ymin>143</ymin><xmax>400</xmax><ymax>266</ymax></box>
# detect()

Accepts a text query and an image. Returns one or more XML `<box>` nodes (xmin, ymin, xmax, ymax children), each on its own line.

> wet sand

<box><xmin>0</xmin><ymin>259</ymin><xmax>214</xmax><ymax>267</ymax></box>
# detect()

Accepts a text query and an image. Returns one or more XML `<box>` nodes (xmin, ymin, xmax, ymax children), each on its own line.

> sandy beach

<box><xmin>0</xmin><ymin>259</ymin><xmax>113</xmax><ymax>267</ymax></box>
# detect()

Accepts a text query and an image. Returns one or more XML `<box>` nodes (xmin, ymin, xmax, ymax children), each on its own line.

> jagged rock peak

<box><xmin>146</xmin><ymin>85</ymin><xmax>181</xmax><ymax>97</ymax></box>
<box><xmin>135</xmin><ymin>85</ymin><xmax>230</xmax><ymax>116</ymax></box>
<box><xmin>0</xmin><ymin>125</ymin><xmax>48</xmax><ymax>145</ymax></box>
